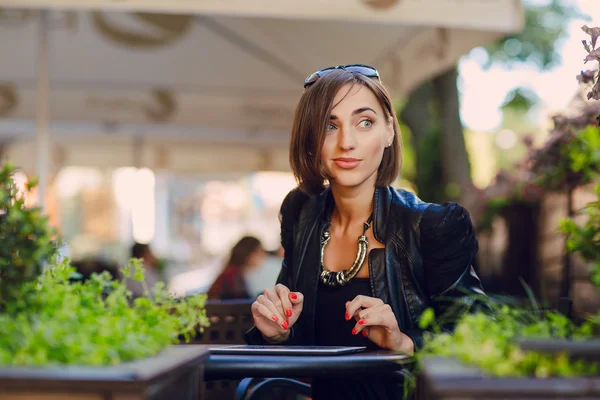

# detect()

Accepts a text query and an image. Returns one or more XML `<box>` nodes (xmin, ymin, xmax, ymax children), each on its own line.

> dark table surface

<box><xmin>195</xmin><ymin>345</ymin><xmax>413</xmax><ymax>380</ymax></box>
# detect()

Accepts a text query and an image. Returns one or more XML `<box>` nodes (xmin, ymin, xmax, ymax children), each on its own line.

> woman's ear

<box><xmin>386</xmin><ymin>117</ymin><xmax>395</xmax><ymax>145</ymax></box>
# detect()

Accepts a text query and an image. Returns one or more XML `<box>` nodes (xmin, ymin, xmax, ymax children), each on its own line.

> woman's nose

<box><xmin>338</xmin><ymin>127</ymin><xmax>357</xmax><ymax>151</ymax></box>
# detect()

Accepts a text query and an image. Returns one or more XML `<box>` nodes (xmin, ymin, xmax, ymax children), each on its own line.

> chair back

<box><xmin>193</xmin><ymin>299</ymin><xmax>254</xmax><ymax>344</ymax></box>
<box><xmin>191</xmin><ymin>299</ymin><xmax>255</xmax><ymax>400</ymax></box>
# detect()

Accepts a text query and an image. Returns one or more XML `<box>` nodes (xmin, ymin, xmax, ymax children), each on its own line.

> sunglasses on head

<box><xmin>303</xmin><ymin>64</ymin><xmax>380</xmax><ymax>89</ymax></box>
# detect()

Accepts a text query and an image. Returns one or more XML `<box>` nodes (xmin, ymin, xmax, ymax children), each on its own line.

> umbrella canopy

<box><xmin>0</xmin><ymin>0</ymin><xmax>524</xmax><ymax>175</ymax></box>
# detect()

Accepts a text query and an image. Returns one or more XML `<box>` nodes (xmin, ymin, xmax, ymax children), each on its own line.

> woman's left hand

<box><xmin>345</xmin><ymin>295</ymin><xmax>414</xmax><ymax>355</ymax></box>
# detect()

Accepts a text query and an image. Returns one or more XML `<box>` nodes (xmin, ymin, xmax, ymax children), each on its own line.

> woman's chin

<box><xmin>330</xmin><ymin>173</ymin><xmax>373</xmax><ymax>189</ymax></box>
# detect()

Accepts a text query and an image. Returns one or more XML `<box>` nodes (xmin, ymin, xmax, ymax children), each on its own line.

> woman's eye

<box><xmin>327</xmin><ymin>123</ymin><xmax>337</xmax><ymax>131</ymax></box>
<box><xmin>358</xmin><ymin>119</ymin><xmax>373</xmax><ymax>128</ymax></box>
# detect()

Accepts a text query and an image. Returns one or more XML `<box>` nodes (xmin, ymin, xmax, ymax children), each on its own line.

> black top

<box><xmin>312</xmin><ymin>274</ymin><xmax>400</xmax><ymax>400</ymax></box>
<box><xmin>315</xmin><ymin>277</ymin><xmax>379</xmax><ymax>350</ymax></box>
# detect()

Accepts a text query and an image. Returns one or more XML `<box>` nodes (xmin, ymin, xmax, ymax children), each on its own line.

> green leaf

<box><xmin>419</xmin><ymin>308</ymin><xmax>436</xmax><ymax>329</ymax></box>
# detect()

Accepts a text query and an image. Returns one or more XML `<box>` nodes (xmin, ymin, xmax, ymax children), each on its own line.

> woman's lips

<box><xmin>332</xmin><ymin>158</ymin><xmax>362</xmax><ymax>169</ymax></box>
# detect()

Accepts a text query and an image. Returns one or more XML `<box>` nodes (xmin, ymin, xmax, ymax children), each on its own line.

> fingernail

<box><xmin>272</xmin><ymin>315</ymin><xmax>279</xmax><ymax>322</ymax></box>
<box><xmin>286</xmin><ymin>309</ymin><xmax>292</xmax><ymax>317</ymax></box>
<box><xmin>352</xmin><ymin>328</ymin><xmax>357</xmax><ymax>335</ymax></box>
<box><xmin>290</xmin><ymin>293</ymin><xmax>298</xmax><ymax>300</ymax></box>
<box><xmin>345</xmin><ymin>312</ymin><xmax>350</xmax><ymax>321</ymax></box>
<box><xmin>282</xmin><ymin>320</ymin><xmax>289</xmax><ymax>330</ymax></box>
<box><xmin>358</xmin><ymin>320</ymin><xmax>365</xmax><ymax>325</ymax></box>
<box><xmin>362</xmin><ymin>331</ymin><xmax>368</xmax><ymax>337</ymax></box>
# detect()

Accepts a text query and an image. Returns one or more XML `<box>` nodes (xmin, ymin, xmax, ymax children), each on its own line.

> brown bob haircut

<box><xmin>289</xmin><ymin>69</ymin><xmax>402</xmax><ymax>196</ymax></box>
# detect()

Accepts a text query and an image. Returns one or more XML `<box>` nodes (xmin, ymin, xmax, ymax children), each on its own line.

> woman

<box><xmin>244</xmin><ymin>65</ymin><xmax>485</xmax><ymax>398</ymax></box>
<box><xmin>208</xmin><ymin>236</ymin><xmax>266</xmax><ymax>300</ymax></box>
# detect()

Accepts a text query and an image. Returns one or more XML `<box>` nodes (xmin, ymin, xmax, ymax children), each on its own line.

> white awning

<box><xmin>0</xmin><ymin>1</ymin><xmax>524</xmax><ymax>177</ymax></box>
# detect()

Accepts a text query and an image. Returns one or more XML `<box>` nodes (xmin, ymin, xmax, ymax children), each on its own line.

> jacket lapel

<box><xmin>372</xmin><ymin>187</ymin><xmax>411</xmax><ymax>332</ymax></box>
<box><xmin>292</xmin><ymin>189</ymin><xmax>331</xmax><ymax>344</ymax></box>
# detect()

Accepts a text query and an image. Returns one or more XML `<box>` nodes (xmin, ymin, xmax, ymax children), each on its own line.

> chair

<box><xmin>187</xmin><ymin>299</ymin><xmax>254</xmax><ymax>400</ymax></box>
<box><xmin>235</xmin><ymin>377</ymin><xmax>311</xmax><ymax>400</ymax></box>
<box><xmin>191</xmin><ymin>299</ymin><xmax>255</xmax><ymax>345</ymax></box>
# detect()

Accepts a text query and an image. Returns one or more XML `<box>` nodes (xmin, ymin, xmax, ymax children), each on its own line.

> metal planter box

<box><xmin>0</xmin><ymin>345</ymin><xmax>209</xmax><ymax>400</ymax></box>
<box><xmin>418</xmin><ymin>356</ymin><xmax>600</xmax><ymax>399</ymax></box>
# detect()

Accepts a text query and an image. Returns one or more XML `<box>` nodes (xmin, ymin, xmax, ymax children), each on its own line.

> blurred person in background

<box><xmin>244</xmin><ymin>245</ymin><xmax>284</xmax><ymax>298</ymax></box>
<box><xmin>208</xmin><ymin>236</ymin><xmax>266</xmax><ymax>300</ymax></box>
<box><xmin>126</xmin><ymin>242</ymin><xmax>163</xmax><ymax>297</ymax></box>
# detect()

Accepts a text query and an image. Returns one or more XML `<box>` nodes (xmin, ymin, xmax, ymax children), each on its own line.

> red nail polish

<box><xmin>352</xmin><ymin>328</ymin><xmax>357</xmax><ymax>335</ymax></box>
<box><xmin>282</xmin><ymin>320</ymin><xmax>289</xmax><ymax>330</ymax></box>
<box><xmin>362</xmin><ymin>331</ymin><xmax>368</xmax><ymax>337</ymax></box>
<box><xmin>272</xmin><ymin>315</ymin><xmax>279</xmax><ymax>322</ymax></box>
<box><xmin>286</xmin><ymin>309</ymin><xmax>292</xmax><ymax>317</ymax></box>
<box><xmin>358</xmin><ymin>320</ymin><xmax>365</xmax><ymax>325</ymax></box>
<box><xmin>345</xmin><ymin>313</ymin><xmax>350</xmax><ymax>320</ymax></box>
<box><xmin>290</xmin><ymin>293</ymin><xmax>298</xmax><ymax>300</ymax></box>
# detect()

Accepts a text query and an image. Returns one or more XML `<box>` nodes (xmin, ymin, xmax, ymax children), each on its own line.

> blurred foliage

<box><xmin>501</xmin><ymin>87</ymin><xmax>540</xmax><ymax>114</ymax></box>
<box><xmin>0</xmin><ymin>163</ymin><xmax>58</xmax><ymax>305</ymax></box>
<box><xmin>483</xmin><ymin>0</ymin><xmax>585</xmax><ymax>70</ymax></box>
<box><xmin>397</xmin><ymin>94</ymin><xmax>447</xmax><ymax>203</ymax></box>
<box><xmin>539</xmin><ymin>125</ymin><xmax>600</xmax><ymax>190</ymax></box>
<box><xmin>416</xmin><ymin>122</ymin><xmax>446</xmax><ymax>201</ymax></box>
<box><xmin>0</xmin><ymin>258</ymin><xmax>209</xmax><ymax>366</ymax></box>
<box><xmin>396</xmin><ymin>104</ymin><xmax>416</xmax><ymax>183</ymax></box>
<box><xmin>477</xmin><ymin>114</ymin><xmax>600</xmax><ymax>231</ymax></box>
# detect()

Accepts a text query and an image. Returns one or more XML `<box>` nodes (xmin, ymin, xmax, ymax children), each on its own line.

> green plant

<box><xmin>563</xmin><ymin>126</ymin><xmax>600</xmax><ymax>182</ymax></box>
<box><xmin>536</xmin><ymin>125</ymin><xmax>600</xmax><ymax>190</ymax></box>
<box><xmin>0</xmin><ymin>163</ymin><xmax>58</xmax><ymax>305</ymax></box>
<box><xmin>0</xmin><ymin>256</ymin><xmax>209</xmax><ymax>366</ymax></box>
<box><xmin>419</xmin><ymin>303</ymin><xmax>600</xmax><ymax>378</ymax></box>
<box><xmin>560</xmin><ymin>184</ymin><xmax>600</xmax><ymax>287</ymax></box>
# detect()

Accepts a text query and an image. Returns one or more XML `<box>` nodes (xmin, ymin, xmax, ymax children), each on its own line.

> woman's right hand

<box><xmin>251</xmin><ymin>283</ymin><xmax>304</xmax><ymax>343</ymax></box>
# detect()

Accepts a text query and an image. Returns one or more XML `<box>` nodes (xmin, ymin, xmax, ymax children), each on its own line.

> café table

<box><xmin>198</xmin><ymin>344</ymin><xmax>414</xmax><ymax>399</ymax></box>
<box><xmin>201</xmin><ymin>345</ymin><xmax>413</xmax><ymax>380</ymax></box>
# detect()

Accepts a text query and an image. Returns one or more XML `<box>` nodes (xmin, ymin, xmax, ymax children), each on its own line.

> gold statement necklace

<box><xmin>319</xmin><ymin>214</ymin><xmax>374</xmax><ymax>287</ymax></box>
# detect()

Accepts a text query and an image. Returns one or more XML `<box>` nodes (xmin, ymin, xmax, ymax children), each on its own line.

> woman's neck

<box><xmin>329</xmin><ymin>184</ymin><xmax>375</xmax><ymax>234</ymax></box>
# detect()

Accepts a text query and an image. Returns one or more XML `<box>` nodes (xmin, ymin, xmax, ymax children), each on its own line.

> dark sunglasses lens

<box><xmin>304</xmin><ymin>68</ymin><xmax>338</xmax><ymax>88</ymax></box>
<box><xmin>304</xmin><ymin>72</ymin><xmax>321</xmax><ymax>88</ymax></box>
<box><xmin>344</xmin><ymin>66</ymin><xmax>379</xmax><ymax>78</ymax></box>
<box><xmin>303</xmin><ymin>65</ymin><xmax>380</xmax><ymax>88</ymax></box>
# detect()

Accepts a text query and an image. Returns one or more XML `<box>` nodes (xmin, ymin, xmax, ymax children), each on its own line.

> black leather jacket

<box><xmin>245</xmin><ymin>186</ymin><xmax>485</xmax><ymax>349</ymax></box>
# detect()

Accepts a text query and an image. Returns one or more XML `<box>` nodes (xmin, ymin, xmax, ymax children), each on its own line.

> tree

<box><xmin>400</xmin><ymin>0</ymin><xmax>583</xmax><ymax>210</ymax></box>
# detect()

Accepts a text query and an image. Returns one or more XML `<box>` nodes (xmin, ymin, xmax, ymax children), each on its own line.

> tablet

<box><xmin>210</xmin><ymin>345</ymin><xmax>367</xmax><ymax>356</ymax></box>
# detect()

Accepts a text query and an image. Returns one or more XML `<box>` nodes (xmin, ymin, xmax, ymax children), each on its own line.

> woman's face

<box><xmin>320</xmin><ymin>83</ymin><xmax>394</xmax><ymax>190</ymax></box>
<box><xmin>246</xmin><ymin>247</ymin><xmax>267</xmax><ymax>268</ymax></box>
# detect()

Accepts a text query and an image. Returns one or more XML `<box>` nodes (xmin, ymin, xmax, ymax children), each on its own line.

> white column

<box><xmin>36</xmin><ymin>10</ymin><xmax>50</xmax><ymax>212</ymax></box>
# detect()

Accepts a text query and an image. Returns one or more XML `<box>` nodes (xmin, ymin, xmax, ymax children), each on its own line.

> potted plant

<box><xmin>416</xmin><ymin>300</ymin><xmax>600</xmax><ymax>399</ymax></box>
<box><xmin>0</xmin><ymin>163</ymin><xmax>210</xmax><ymax>400</ymax></box>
